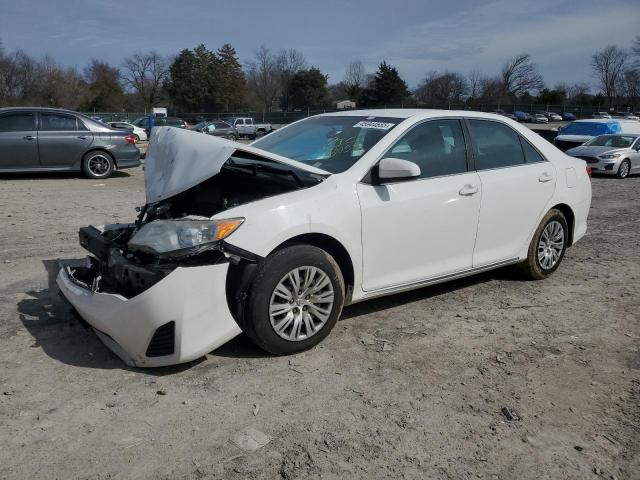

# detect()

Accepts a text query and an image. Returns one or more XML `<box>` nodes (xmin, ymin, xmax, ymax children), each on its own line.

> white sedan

<box><xmin>58</xmin><ymin>110</ymin><xmax>592</xmax><ymax>367</ymax></box>
<box><xmin>108</xmin><ymin>121</ymin><xmax>148</xmax><ymax>142</ymax></box>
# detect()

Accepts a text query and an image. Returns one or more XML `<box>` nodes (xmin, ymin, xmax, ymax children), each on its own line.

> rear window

<box><xmin>560</xmin><ymin>121</ymin><xmax>621</xmax><ymax>136</ymax></box>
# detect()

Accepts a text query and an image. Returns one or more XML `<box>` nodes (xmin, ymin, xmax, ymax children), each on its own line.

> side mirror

<box><xmin>377</xmin><ymin>158</ymin><xmax>421</xmax><ymax>183</ymax></box>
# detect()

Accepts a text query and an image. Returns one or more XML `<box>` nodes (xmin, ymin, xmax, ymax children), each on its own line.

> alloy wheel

<box><xmin>88</xmin><ymin>155</ymin><xmax>111</xmax><ymax>177</ymax></box>
<box><xmin>537</xmin><ymin>220</ymin><xmax>565</xmax><ymax>270</ymax></box>
<box><xmin>269</xmin><ymin>266</ymin><xmax>334</xmax><ymax>341</ymax></box>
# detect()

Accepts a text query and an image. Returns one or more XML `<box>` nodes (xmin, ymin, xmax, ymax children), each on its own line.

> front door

<box><xmin>466</xmin><ymin>119</ymin><xmax>556</xmax><ymax>266</ymax></box>
<box><xmin>0</xmin><ymin>111</ymin><xmax>39</xmax><ymax>169</ymax></box>
<box><xmin>357</xmin><ymin>118</ymin><xmax>481</xmax><ymax>291</ymax></box>
<box><xmin>37</xmin><ymin>112</ymin><xmax>94</xmax><ymax>167</ymax></box>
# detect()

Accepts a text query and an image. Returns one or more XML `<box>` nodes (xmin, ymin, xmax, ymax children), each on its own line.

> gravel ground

<box><xmin>0</xmin><ymin>168</ymin><xmax>638</xmax><ymax>480</ymax></box>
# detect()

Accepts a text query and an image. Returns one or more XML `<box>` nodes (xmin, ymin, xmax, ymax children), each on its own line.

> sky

<box><xmin>1</xmin><ymin>0</ymin><xmax>638</xmax><ymax>90</ymax></box>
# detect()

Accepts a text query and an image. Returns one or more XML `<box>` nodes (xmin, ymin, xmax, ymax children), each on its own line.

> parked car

<box><xmin>57</xmin><ymin>109</ymin><xmax>591</xmax><ymax>367</ymax></box>
<box><xmin>554</xmin><ymin>118</ymin><xmax>640</xmax><ymax>151</ymax></box>
<box><xmin>503</xmin><ymin>113</ymin><xmax>518</xmax><ymax>121</ymax></box>
<box><xmin>542</xmin><ymin>111</ymin><xmax>563</xmax><ymax>122</ymax></box>
<box><xmin>225</xmin><ymin>117</ymin><xmax>273</xmax><ymax>139</ymax></box>
<box><xmin>108</xmin><ymin>121</ymin><xmax>148</xmax><ymax>142</ymax></box>
<box><xmin>562</xmin><ymin>112</ymin><xmax>576</xmax><ymax>121</ymax></box>
<box><xmin>614</xmin><ymin>112</ymin><xmax>639</xmax><ymax>121</ymax></box>
<box><xmin>593</xmin><ymin>112</ymin><xmax>612</xmax><ymax>119</ymax></box>
<box><xmin>0</xmin><ymin>107</ymin><xmax>140</xmax><ymax>179</ymax></box>
<box><xmin>533</xmin><ymin>114</ymin><xmax>549</xmax><ymax>124</ymax></box>
<box><xmin>190</xmin><ymin>120</ymin><xmax>238</xmax><ymax>140</ymax></box>
<box><xmin>513</xmin><ymin>111</ymin><xmax>532</xmax><ymax>122</ymax></box>
<box><xmin>566</xmin><ymin>134</ymin><xmax>640</xmax><ymax>178</ymax></box>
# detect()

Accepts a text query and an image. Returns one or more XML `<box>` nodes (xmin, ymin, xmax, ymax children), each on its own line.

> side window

<box><xmin>520</xmin><ymin>137</ymin><xmax>545</xmax><ymax>163</ymax></box>
<box><xmin>207</xmin><ymin>124</ymin><xmax>216</xmax><ymax>132</ymax></box>
<box><xmin>468</xmin><ymin>120</ymin><xmax>525</xmax><ymax>170</ymax></box>
<box><xmin>382</xmin><ymin>119</ymin><xmax>468</xmax><ymax>179</ymax></box>
<box><xmin>246</xmin><ymin>119</ymin><xmax>253</xmax><ymax>125</ymax></box>
<box><xmin>40</xmin><ymin>113</ymin><xmax>80</xmax><ymax>131</ymax></box>
<box><xmin>235</xmin><ymin>119</ymin><xmax>244</xmax><ymax>125</ymax></box>
<box><xmin>0</xmin><ymin>112</ymin><xmax>35</xmax><ymax>132</ymax></box>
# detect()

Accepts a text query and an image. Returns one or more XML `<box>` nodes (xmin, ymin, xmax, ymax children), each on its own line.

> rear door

<box><xmin>234</xmin><ymin>118</ymin><xmax>247</xmax><ymax>135</ymax></box>
<box><xmin>0</xmin><ymin>111</ymin><xmax>39</xmax><ymax>169</ymax></box>
<box><xmin>467</xmin><ymin>119</ymin><xmax>556</xmax><ymax>267</ymax></box>
<box><xmin>37</xmin><ymin>112</ymin><xmax>94</xmax><ymax>167</ymax></box>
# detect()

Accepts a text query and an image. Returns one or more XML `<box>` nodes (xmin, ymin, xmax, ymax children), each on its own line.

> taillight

<box><xmin>125</xmin><ymin>134</ymin><xmax>136</xmax><ymax>145</ymax></box>
<box><xmin>586</xmin><ymin>166</ymin><xmax>592</xmax><ymax>178</ymax></box>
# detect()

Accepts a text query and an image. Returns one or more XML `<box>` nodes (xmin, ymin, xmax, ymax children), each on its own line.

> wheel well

<box><xmin>276</xmin><ymin>233</ymin><xmax>355</xmax><ymax>302</ymax></box>
<box><xmin>84</xmin><ymin>148</ymin><xmax>116</xmax><ymax>167</ymax></box>
<box><xmin>551</xmin><ymin>203</ymin><xmax>575</xmax><ymax>246</ymax></box>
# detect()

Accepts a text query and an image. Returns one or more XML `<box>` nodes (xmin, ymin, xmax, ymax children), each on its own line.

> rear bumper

<box><xmin>57</xmin><ymin>261</ymin><xmax>242</xmax><ymax>367</ymax></box>
<box><xmin>112</xmin><ymin>145</ymin><xmax>141</xmax><ymax>169</ymax></box>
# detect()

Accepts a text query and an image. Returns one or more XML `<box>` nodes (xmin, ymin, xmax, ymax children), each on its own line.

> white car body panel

<box><xmin>58</xmin><ymin>109</ymin><xmax>592</xmax><ymax>367</ymax></box>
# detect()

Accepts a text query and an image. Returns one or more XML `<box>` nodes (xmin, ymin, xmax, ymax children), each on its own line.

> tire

<box><xmin>617</xmin><ymin>159</ymin><xmax>630</xmax><ymax>179</ymax></box>
<box><xmin>226</xmin><ymin>134</ymin><xmax>237</xmax><ymax>141</ymax></box>
<box><xmin>241</xmin><ymin>245</ymin><xmax>345</xmax><ymax>355</ymax></box>
<box><xmin>518</xmin><ymin>209</ymin><xmax>568</xmax><ymax>280</ymax></box>
<box><xmin>249</xmin><ymin>133</ymin><xmax>257</xmax><ymax>140</ymax></box>
<box><xmin>82</xmin><ymin>151</ymin><xmax>114</xmax><ymax>179</ymax></box>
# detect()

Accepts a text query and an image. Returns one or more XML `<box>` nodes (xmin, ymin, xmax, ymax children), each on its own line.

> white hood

<box><xmin>144</xmin><ymin>127</ymin><xmax>329</xmax><ymax>204</ymax></box>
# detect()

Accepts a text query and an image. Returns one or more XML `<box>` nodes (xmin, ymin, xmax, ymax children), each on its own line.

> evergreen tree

<box><xmin>217</xmin><ymin>44</ymin><xmax>245</xmax><ymax>111</ymax></box>
<box><xmin>287</xmin><ymin>67</ymin><xmax>330</xmax><ymax>109</ymax></box>
<box><xmin>358</xmin><ymin>61</ymin><xmax>409</xmax><ymax>107</ymax></box>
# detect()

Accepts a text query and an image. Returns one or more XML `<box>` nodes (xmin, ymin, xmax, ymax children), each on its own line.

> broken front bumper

<box><xmin>57</xmin><ymin>261</ymin><xmax>242</xmax><ymax>367</ymax></box>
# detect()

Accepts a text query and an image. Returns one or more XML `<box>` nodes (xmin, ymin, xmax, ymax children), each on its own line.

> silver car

<box><xmin>566</xmin><ymin>134</ymin><xmax>640</xmax><ymax>178</ymax></box>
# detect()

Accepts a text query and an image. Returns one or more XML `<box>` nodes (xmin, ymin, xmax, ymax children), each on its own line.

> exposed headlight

<box><xmin>128</xmin><ymin>218</ymin><xmax>244</xmax><ymax>256</ymax></box>
<box><xmin>599</xmin><ymin>153</ymin><xmax>621</xmax><ymax>159</ymax></box>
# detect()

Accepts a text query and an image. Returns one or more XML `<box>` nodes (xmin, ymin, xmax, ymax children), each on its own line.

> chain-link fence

<box><xmin>83</xmin><ymin>103</ymin><xmax>636</xmax><ymax>126</ymax></box>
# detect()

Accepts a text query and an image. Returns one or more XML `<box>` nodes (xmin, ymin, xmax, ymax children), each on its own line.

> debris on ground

<box><xmin>156</xmin><ymin>389</ymin><xmax>167</xmax><ymax>396</ymax></box>
<box><xmin>501</xmin><ymin>407</ymin><xmax>521</xmax><ymax>421</ymax></box>
<box><xmin>230</xmin><ymin>427</ymin><xmax>272</xmax><ymax>452</ymax></box>
<box><xmin>253</xmin><ymin>404</ymin><xmax>260</xmax><ymax>416</ymax></box>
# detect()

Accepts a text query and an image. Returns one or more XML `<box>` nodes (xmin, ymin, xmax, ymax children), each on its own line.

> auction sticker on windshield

<box><xmin>353</xmin><ymin>121</ymin><xmax>395</xmax><ymax>130</ymax></box>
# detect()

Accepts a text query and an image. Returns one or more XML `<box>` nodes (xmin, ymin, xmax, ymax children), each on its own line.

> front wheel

<box><xmin>617</xmin><ymin>159</ymin><xmax>630</xmax><ymax>179</ymax></box>
<box><xmin>82</xmin><ymin>151</ymin><xmax>114</xmax><ymax>179</ymax></box>
<box><xmin>518</xmin><ymin>209</ymin><xmax>568</xmax><ymax>280</ymax></box>
<box><xmin>241</xmin><ymin>245</ymin><xmax>345</xmax><ymax>354</ymax></box>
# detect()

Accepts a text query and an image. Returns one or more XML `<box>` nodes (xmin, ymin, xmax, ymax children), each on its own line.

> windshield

<box><xmin>560</xmin><ymin>121</ymin><xmax>621</xmax><ymax>136</ymax></box>
<box><xmin>585</xmin><ymin>135</ymin><xmax>637</xmax><ymax>148</ymax></box>
<box><xmin>251</xmin><ymin>115</ymin><xmax>402</xmax><ymax>173</ymax></box>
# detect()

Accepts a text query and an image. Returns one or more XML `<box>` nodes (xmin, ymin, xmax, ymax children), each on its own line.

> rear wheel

<box><xmin>226</xmin><ymin>134</ymin><xmax>237</xmax><ymax>141</ymax></box>
<box><xmin>241</xmin><ymin>245</ymin><xmax>345</xmax><ymax>354</ymax></box>
<box><xmin>518</xmin><ymin>209</ymin><xmax>568</xmax><ymax>280</ymax></box>
<box><xmin>617</xmin><ymin>159</ymin><xmax>630</xmax><ymax>179</ymax></box>
<box><xmin>82</xmin><ymin>151</ymin><xmax>114</xmax><ymax>179</ymax></box>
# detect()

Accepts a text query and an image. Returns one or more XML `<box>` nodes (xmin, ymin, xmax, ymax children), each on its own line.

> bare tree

<box><xmin>0</xmin><ymin>49</ymin><xmax>37</xmax><ymax>104</ymax></box>
<box><xmin>591</xmin><ymin>45</ymin><xmax>627</xmax><ymax>106</ymax></box>
<box><xmin>631</xmin><ymin>35</ymin><xmax>640</xmax><ymax>67</ymax></box>
<box><xmin>467</xmin><ymin>69</ymin><xmax>483</xmax><ymax>101</ymax></box>
<box><xmin>501</xmin><ymin>53</ymin><xmax>544</xmax><ymax>97</ymax></box>
<box><xmin>246</xmin><ymin>45</ymin><xmax>281</xmax><ymax>112</ymax></box>
<box><xmin>344</xmin><ymin>60</ymin><xmax>366</xmax><ymax>100</ymax></box>
<box><xmin>276</xmin><ymin>48</ymin><xmax>307</xmax><ymax>110</ymax></box>
<box><xmin>415</xmin><ymin>71</ymin><xmax>468</xmax><ymax>106</ymax></box>
<box><xmin>121</xmin><ymin>51</ymin><xmax>169</xmax><ymax>110</ymax></box>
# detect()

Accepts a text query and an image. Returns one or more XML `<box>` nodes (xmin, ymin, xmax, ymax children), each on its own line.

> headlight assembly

<box><xmin>599</xmin><ymin>153</ymin><xmax>620</xmax><ymax>159</ymax></box>
<box><xmin>128</xmin><ymin>218</ymin><xmax>244</xmax><ymax>257</ymax></box>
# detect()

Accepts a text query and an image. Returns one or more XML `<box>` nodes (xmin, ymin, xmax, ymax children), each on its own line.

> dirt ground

<box><xmin>0</xmin><ymin>168</ymin><xmax>638</xmax><ymax>480</ymax></box>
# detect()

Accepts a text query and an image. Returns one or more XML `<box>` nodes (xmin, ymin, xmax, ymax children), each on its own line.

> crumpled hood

<box><xmin>566</xmin><ymin>145</ymin><xmax>631</xmax><ymax>157</ymax></box>
<box><xmin>144</xmin><ymin>127</ymin><xmax>329</xmax><ymax>204</ymax></box>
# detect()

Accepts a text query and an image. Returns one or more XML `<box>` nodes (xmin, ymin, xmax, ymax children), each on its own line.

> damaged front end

<box><xmin>57</xmin><ymin>128</ymin><xmax>328</xmax><ymax>367</ymax></box>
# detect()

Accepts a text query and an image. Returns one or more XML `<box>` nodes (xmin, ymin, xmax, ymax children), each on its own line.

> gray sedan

<box><xmin>190</xmin><ymin>120</ymin><xmax>238</xmax><ymax>140</ymax></box>
<box><xmin>566</xmin><ymin>134</ymin><xmax>640</xmax><ymax>178</ymax></box>
<box><xmin>0</xmin><ymin>107</ymin><xmax>140</xmax><ymax>179</ymax></box>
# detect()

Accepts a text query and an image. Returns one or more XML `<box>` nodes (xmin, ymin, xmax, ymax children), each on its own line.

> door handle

<box><xmin>77</xmin><ymin>135</ymin><xmax>88</xmax><ymax>140</ymax></box>
<box><xmin>538</xmin><ymin>172</ymin><xmax>553</xmax><ymax>183</ymax></box>
<box><xmin>459</xmin><ymin>184</ymin><xmax>479</xmax><ymax>196</ymax></box>
<box><xmin>23</xmin><ymin>135</ymin><xmax>35</xmax><ymax>141</ymax></box>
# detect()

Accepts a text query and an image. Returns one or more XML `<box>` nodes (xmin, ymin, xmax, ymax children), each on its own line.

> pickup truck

<box><xmin>225</xmin><ymin>117</ymin><xmax>273</xmax><ymax>139</ymax></box>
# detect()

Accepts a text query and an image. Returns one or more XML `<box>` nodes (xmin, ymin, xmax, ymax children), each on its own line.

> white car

<box><xmin>57</xmin><ymin>110</ymin><xmax>592</xmax><ymax>367</ymax></box>
<box><xmin>533</xmin><ymin>114</ymin><xmax>549</xmax><ymax>124</ymax></box>
<box><xmin>108</xmin><ymin>121</ymin><xmax>148</xmax><ymax>142</ymax></box>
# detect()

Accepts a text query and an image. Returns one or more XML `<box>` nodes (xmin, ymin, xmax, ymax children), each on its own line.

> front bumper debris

<box><xmin>57</xmin><ymin>260</ymin><xmax>242</xmax><ymax>367</ymax></box>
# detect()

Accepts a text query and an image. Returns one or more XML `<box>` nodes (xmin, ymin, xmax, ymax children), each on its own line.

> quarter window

<box><xmin>520</xmin><ymin>138</ymin><xmax>545</xmax><ymax>163</ymax></box>
<box><xmin>40</xmin><ymin>113</ymin><xmax>81</xmax><ymax>131</ymax></box>
<box><xmin>0</xmin><ymin>112</ymin><xmax>35</xmax><ymax>132</ymax></box>
<box><xmin>382</xmin><ymin>119</ymin><xmax>468</xmax><ymax>179</ymax></box>
<box><xmin>468</xmin><ymin>119</ymin><xmax>525</xmax><ymax>170</ymax></box>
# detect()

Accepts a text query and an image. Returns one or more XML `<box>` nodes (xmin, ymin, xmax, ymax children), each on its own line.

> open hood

<box><xmin>144</xmin><ymin>127</ymin><xmax>329</xmax><ymax>204</ymax></box>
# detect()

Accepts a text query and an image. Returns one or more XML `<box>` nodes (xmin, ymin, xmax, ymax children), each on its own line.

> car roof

<box><xmin>0</xmin><ymin>106</ymin><xmax>83</xmax><ymax>115</ymax></box>
<box><xmin>315</xmin><ymin>108</ymin><xmax>523</xmax><ymax>122</ymax></box>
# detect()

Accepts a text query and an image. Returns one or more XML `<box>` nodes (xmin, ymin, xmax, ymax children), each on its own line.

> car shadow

<box><xmin>18</xmin><ymin>259</ymin><xmax>523</xmax><ymax>369</ymax></box>
<box><xmin>0</xmin><ymin>170</ymin><xmax>132</xmax><ymax>181</ymax></box>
